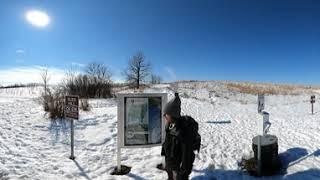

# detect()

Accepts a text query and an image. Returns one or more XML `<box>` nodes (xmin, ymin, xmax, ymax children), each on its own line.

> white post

<box><xmin>258</xmin><ymin>94</ymin><xmax>265</xmax><ymax>114</ymax></box>
<box><xmin>262</xmin><ymin>111</ymin><xmax>270</xmax><ymax>136</ymax></box>
<box><xmin>256</xmin><ymin>111</ymin><xmax>269</xmax><ymax>176</ymax></box>
<box><xmin>117</xmin><ymin>130</ymin><xmax>121</xmax><ymax>171</ymax></box>
<box><xmin>117</xmin><ymin>95</ymin><xmax>122</xmax><ymax>172</ymax></box>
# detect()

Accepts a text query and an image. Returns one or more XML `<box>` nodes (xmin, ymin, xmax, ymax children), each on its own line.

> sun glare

<box><xmin>25</xmin><ymin>10</ymin><xmax>50</xmax><ymax>27</ymax></box>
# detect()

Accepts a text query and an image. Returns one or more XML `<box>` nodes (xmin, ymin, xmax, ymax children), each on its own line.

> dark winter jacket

<box><xmin>161</xmin><ymin>116</ymin><xmax>195</xmax><ymax>180</ymax></box>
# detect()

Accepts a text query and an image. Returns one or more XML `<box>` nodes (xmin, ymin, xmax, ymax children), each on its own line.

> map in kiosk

<box><xmin>125</xmin><ymin>97</ymin><xmax>162</xmax><ymax>145</ymax></box>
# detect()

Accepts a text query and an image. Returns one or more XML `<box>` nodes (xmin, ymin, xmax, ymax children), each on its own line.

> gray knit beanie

<box><xmin>164</xmin><ymin>92</ymin><xmax>181</xmax><ymax>118</ymax></box>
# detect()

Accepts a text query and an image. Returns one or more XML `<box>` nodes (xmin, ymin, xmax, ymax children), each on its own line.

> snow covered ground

<box><xmin>1</xmin><ymin>82</ymin><xmax>320</xmax><ymax>179</ymax></box>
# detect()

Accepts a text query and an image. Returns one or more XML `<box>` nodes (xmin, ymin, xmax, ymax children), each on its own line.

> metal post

<box><xmin>70</xmin><ymin>119</ymin><xmax>75</xmax><ymax>160</ymax></box>
<box><xmin>257</xmin><ymin>135</ymin><xmax>262</xmax><ymax>176</ymax></box>
<box><xmin>312</xmin><ymin>103</ymin><xmax>314</xmax><ymax>115</ymax></box>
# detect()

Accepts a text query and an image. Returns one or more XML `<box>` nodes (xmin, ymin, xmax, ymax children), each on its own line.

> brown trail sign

<box><xmin>65</xmin><ymin>96</ymin><xmax>79</xmax><ymax>120</ymax></box>
<box><xmin>65</xmin><ymin>95</ymin><xmax>79</xmax><ymax>160</ymax></box>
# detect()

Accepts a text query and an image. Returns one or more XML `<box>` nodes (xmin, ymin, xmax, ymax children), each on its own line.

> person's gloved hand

<box><xmin>156</xmin><ymin>163</ymin><xmax>166</xmax><ymax>171</ymax></box>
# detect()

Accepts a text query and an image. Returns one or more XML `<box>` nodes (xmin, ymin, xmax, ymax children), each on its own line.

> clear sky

<box><xmin>1</xmin><ymin>0</ymin><xmax>320</xmax><ymax>85</ymax></box>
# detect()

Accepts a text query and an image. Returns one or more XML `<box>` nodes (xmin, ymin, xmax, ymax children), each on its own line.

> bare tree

<box><xmin>85</xmin><ymin>63</ymin><xmax>113</xmax><ymax>97</ymax></box>
<box><xmin>86</xmin><ymin>63</ymin><xmax>112</xmax><ymax>82</ymax></box>
<box><xmin>124</xmin><ymin>52</ymin><xmax>151</xmax><ymax>89</ymax></box>
<box><xmin>40</xmin><ymin>67</ymin><xmax>51</xmax><ymax>96</ymax></box>
<box><xmin>151</xmin><ymin>74</ymin><xmax>162</xmax><ymax>84</ymax></box>
<box><xmin>40</xmin><ymin>67</ymin><xmax>51</xmax><ymax>111</ymax></box>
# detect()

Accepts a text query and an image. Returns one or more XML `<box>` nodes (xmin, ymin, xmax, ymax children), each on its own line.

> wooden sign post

<box><xmin>65</xmin><ymin>95</ymin><xmax>79</xmax><ymax>160</ymax></box>
<box><xmin>311</xmin><ymin>95</ymin><xmax>315</xmax><ymax>115</ymax></box>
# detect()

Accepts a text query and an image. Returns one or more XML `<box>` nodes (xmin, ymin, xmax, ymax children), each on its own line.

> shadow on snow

<box><xmin>48</xmin><ymin>118</ymin><xmax>70</xmax><ymax>145</ymax></box>
<box><xmin>192</xmin><ymin>147</ymin><xmax>320</xmax><ymax>180</ymax></box>
<box><xmin>206</xmin><ymin>120</ymin><xmax>231</xmax><ymax>124</ymax></box>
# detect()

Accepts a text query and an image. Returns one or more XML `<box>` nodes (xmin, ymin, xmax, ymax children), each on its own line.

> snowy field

<box><xmin>1</xmin><ymin>82</ymin><xmax>320</xmax><ymax>180</ymax></box>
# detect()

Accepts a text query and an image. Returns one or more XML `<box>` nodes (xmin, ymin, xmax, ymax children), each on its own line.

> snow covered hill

<box><xmin>1</xmin><ymin>81</ymin><xmax>320</xmax><ymax>179</ymax></box>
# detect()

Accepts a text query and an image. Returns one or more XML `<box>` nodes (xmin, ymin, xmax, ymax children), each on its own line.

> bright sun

<box><xmin>25</xmin><ymin>10</ymin><xmax>50</xmax><ymax>27</ymax></box>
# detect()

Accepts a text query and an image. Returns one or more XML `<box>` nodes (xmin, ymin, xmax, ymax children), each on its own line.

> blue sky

<box><xmin>1</xmin><ymin>0</ymin><xmax>320</xmax><ymax>85</ymax></box>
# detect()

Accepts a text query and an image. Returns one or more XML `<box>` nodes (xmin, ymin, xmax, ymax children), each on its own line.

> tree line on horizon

<box><xmin>38</xmin><ymin>51</ymin><xmax>163</xmax><ymax>119</ymax></box>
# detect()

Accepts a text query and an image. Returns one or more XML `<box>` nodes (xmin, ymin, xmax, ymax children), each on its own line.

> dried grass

<box><xmin>225</xmin><ymin>82</ymin><xmax>313</xmax><ymax>95</ymax></box>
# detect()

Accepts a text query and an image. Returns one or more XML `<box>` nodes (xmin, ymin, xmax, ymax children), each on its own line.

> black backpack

<box><xmin>181</xmin><ymin>116</ymin><xmax>201</xmax><ymax>152</ymax></box>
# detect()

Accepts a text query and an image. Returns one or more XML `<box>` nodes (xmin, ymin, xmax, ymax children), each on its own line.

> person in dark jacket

<box><xmin>161</xmin><ymin>93</ymin><xmax>195</xmax><ymax>180</ymax></box>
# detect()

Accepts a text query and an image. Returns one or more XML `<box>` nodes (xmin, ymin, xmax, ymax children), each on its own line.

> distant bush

<box><xmin>63</xmin><ymin>63</ymin><xmax>113</xmax><ymax>98</ymax></box>
<box><xmin>0</xmin><ymin>83</ymin><xmax>40</xmax><ymax>89</ymax></box>
<box><xmin>150</xmin><ymin>74</ymin><xmax>162</xmax><ymax>84</ymax></box>
<box><xmin>39</xmin><ymin>63</ymin><xmax>116</xmax><ymax>119</ymax></box>
<box><xmin>64</xmin><ymin>74</ymin><xmax>112</xmax><ymax>98</ymax></box>
<box><xmin>42</xmin><ymin>88</ymin><xmax>91</xmax><ymax>119</ymax></box>
<box><xmin>80</xmin><ymin>98</ymin><xmax>90</xmax><ymax>111</ymax></box>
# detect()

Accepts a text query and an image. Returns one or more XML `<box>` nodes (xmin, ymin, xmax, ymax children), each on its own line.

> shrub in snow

<box><xmin>41</xmin><ymin>87</ymin><xmax>53</xmax><ymax>112</ymax></box>
<box><xmin>80</xmin><ymin>98</ymin><xmax>90</xmax><ymax>111</ymax></box>
<box><xmin>42</xmin><ymin>94</ymin><xmax>50</xmax><ymax>112</ymax></box>
<box><xmin>42</xmin><ymin>87</ymin><xmax>66</xmax><ymax>119</ymax></box>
